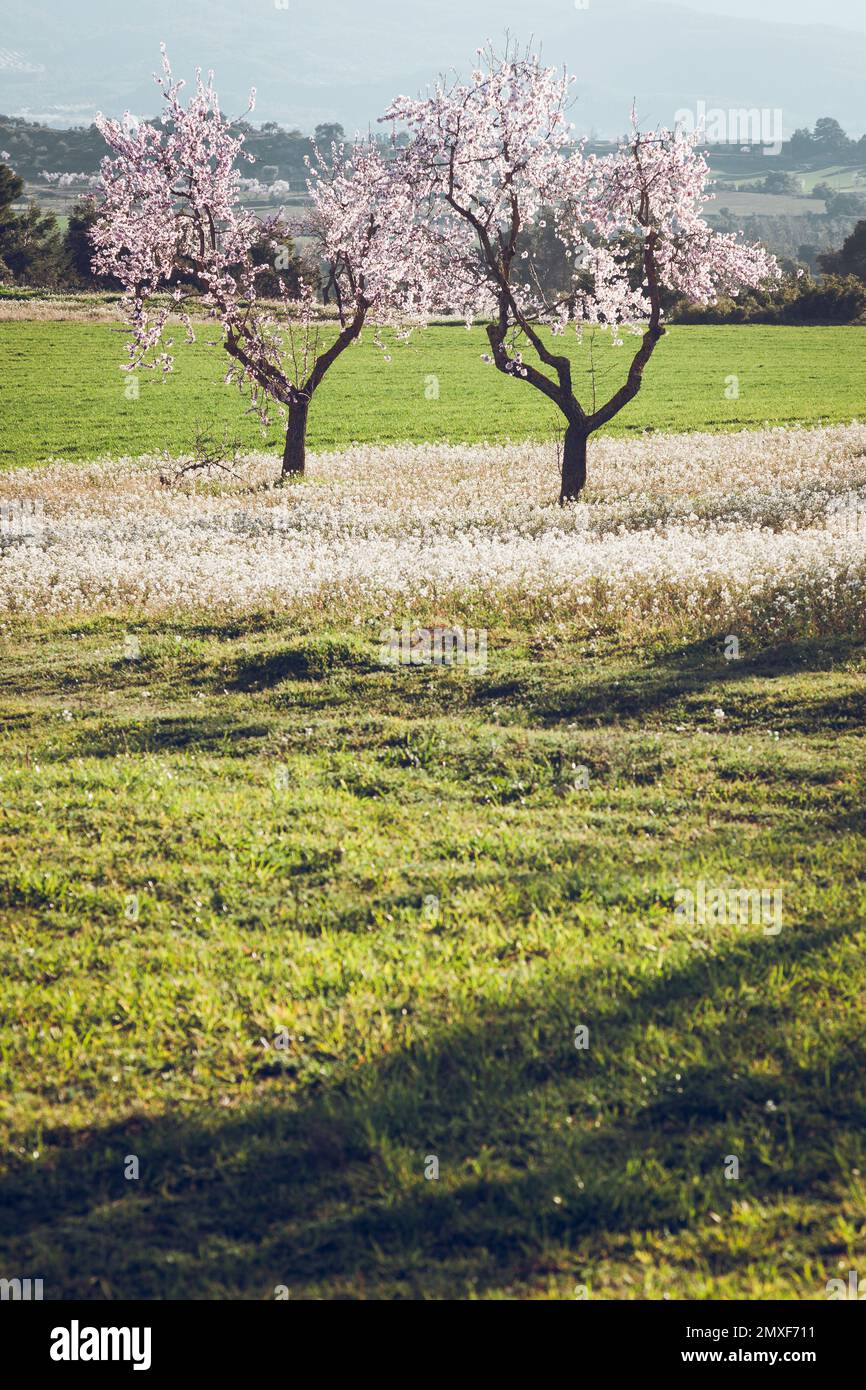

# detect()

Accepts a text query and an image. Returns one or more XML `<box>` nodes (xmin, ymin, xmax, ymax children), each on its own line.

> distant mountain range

<box><xmin>0</xmin><ymin>0</ymin><xmax>864</xmax><ymax>137</ymax></box>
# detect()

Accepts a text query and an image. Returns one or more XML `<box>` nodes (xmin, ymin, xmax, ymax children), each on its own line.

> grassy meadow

<box><xmin>1</xmin><ymin>319</ymin><xmax>865</xmax><ymax>466</ymax></box>
<box><xmin>0</xmin><ymin>300</ymin><xmax>865</xmax><ymax>1302</ymax></box>
<box><xmin>0</xmin><ymin>615</ymin><xmax>864</xmax><ymax>1299</ymax></box>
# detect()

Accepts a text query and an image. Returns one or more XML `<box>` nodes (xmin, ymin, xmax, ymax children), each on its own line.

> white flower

<box><xmin>0</xmin><ymin>423</ymin><xmax>863</xmax><ymax>632</ymax></box>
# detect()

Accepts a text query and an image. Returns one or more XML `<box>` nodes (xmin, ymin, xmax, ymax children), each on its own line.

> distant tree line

<box><xmin>787</xmin><ymin>117</ymin><xmax>866</xmax><ymax>162</ymax></box>
<box><xmin>0</xmin><ymin>113</ymin><xmax>373</xmax><ymax>186</ymax></box>
<box><xmin>711</xmin><ymin>209</ymin><xmax>866</xmax><ymax>268</ymax></box>
<box><xmin>2</xmin><ymin>109</ymin><xmax>864</xmax><ymax>189</ymax></box>
<box><xmin>670</xmin><ymin>219</ymin><xmax>866</xmax><ymax>324</ymax></box>
<box><xmin>670</xmin><ymin>270</ymin><xmax>866</xmax><ymax>325</ymax></box>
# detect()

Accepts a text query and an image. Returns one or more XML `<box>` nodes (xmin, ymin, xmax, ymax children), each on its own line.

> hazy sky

<box><xmin>650</xmin><ymin>0</ymin><xmax>865</xmax><ymax>27</ymax></box>
<box><xmin>1</xmin><ymin>0</ymin><xmax>864</xmax><ymax>134</ymax></box>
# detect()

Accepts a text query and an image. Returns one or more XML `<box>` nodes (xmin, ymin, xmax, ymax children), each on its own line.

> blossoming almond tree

<box><xmin>93</xmin><ymin>49</ymin><xmax>427</xmax><ymax>478</ymax></box>
<box><xmin>388</xmin><ymin>47</ymin><xmax>781</xmax><ymax>501</ymax></box>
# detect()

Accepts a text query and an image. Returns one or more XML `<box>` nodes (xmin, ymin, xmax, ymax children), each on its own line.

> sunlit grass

<box><xmin>0</xmin><ymin>615</ymin><xmax>863</xmax><ymax>1298</ymax></box>
<box><xmin>2</xmin><ymin>320</ymin><xmax>865</xmax><ymax>467</ymax></box>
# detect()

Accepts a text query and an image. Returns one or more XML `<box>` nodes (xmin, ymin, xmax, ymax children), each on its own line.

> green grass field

<box><xmin>0</xmin><ymin>615</ymin><xmax>864</xmax><ymax>1299</ymax></box>
<box><xmin>2</xmin><ymin>320</ymin><xmax>865</xmax><ymax>466</ymax></box>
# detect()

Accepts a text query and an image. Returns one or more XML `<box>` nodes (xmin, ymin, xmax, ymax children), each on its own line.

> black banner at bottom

<box><xmin>2</xmin><ymin>1296</ymin><xmax>862</xmax><ymax>1376</ymax></box>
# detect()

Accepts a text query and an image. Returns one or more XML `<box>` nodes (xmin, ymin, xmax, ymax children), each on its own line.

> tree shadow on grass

<box><xmin>522</xmin><ymin>634</ymin><xmax>866</xmax><ymax>731</ymax></box>
<box><xmin>65</xmin><ymin>715</ymin><xmax>273</xmax><ymax>760</ymax></box>
<box><xmin>1</xmin><ymin>915</ymin><xmax>862</xmax><ymax>1299</ymax></box>
<box><xmin>227</xmin><ymin>649</ymin><xmax>312</xmax><ymax>691</ymax></box>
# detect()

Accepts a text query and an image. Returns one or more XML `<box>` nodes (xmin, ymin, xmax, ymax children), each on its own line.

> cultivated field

<box><xmin>0</xmin><ymin>416</ymin><xmax>864</xmax><ymax>1298</ymax></box>
<box><xmin>1</xmin><ymin>320</ymin><xmax>865</xmax><ymax>466</ymax></box>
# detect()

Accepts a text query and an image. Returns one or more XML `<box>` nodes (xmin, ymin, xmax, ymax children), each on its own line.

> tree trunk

<box><xmin>560</xmin><ymin>423</ymin><xmax>588</xmax><ymax>503</ymax></box>
<box><xmin>282</xmin><ymin>397</ymin><xmax>309</xmax><ymax>477</ymax></box>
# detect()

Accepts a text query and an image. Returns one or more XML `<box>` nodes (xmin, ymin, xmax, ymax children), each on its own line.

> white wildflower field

<box><xmin>4</xmin><ymin>423</ymin><xmax>866</xmax><ymax>640</ymax></box>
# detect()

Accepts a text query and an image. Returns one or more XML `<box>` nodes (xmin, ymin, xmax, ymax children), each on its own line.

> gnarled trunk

<box><xmin>282</xmin><ymin>397</ymin><xmax>309</xmax><ymax>477</ymax></box>
<box><xmin>560</xmin><ymin>422</ymin><xmax>588</xmax><ymax>503</ymax></box>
